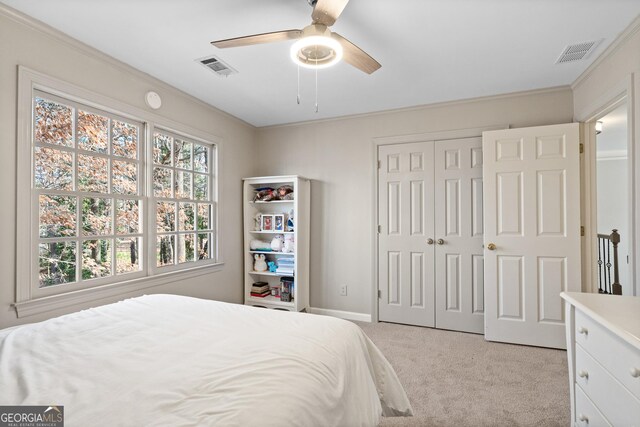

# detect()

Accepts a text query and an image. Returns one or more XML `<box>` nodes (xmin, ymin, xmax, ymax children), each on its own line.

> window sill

<box><xmin>13</xmin><ymin>262</ymin><xmax>225</xmax><ymax>318</ymax></box>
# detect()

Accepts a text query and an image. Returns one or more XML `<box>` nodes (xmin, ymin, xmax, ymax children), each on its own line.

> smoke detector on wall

<box><xmin>556</xmin><ymin>39</ymin><xmax>602</xmax><ymax>64</ymax></box>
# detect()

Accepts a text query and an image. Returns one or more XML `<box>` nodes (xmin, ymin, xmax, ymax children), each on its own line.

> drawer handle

<box><xmin>578</xmin><ymin>414</ymin><xmax>589</xmax><ymax>423</ymax></box>
<box><xmin>578</xmin><ymin>327</ymin><xmax>588</xmax><ymax>335</ymax></box>
<box><xmin>631</xmin><ymin>368</ymin><xmax>640</xmax><ymax>378</ymax></box>
<box><xmin>578</xmin><ymin>370</ymin><xmax>589</xmax><ymax>379</ymax></box>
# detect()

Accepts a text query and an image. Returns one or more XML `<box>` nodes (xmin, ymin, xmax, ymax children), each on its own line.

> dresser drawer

<box><xmin>575</xmin><ymin>309</ymin><xmax>640</xmax><ymax>399</ymax></box>
<box><xmin>575</xmin><ymin>344</ymin><xmax>640</xmax><ymax>426</ymax></box>
<box><xmin>575</xmin><ymin>386</ymin><xmax>611</xmax><ymax>427</ymax></box>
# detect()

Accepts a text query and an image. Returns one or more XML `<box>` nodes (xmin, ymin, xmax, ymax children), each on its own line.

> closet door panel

<box><xmin>434</xmin><ymin>137</ymin><xmax>484</xmax><ymax>334</ymax></box>
<box><xmin>378</xmin><ymin>141</ymin><xmax>435</xmax><ymax>327</ymax></box>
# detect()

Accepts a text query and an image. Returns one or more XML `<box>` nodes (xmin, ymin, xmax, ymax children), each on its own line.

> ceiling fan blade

<box><xmin>211</xmin><ymin>30</ymin><xmax>302</xmax><ymax>49</ymax></box>
<box><xmin>312</xmin><ymin>0</ymin><xmax>350</xmax><ymax>26</ymax></box>
<box><xmin>332</xmin><ymin>33</ymin><xmax>381</xmax><ymax>74</ymax></box>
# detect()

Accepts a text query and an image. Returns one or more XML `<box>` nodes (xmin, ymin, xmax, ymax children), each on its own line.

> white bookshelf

<box><xmin>243</xmin><ymin>176</ymin><xmax>310</xmax><ymax>311</ymax></box>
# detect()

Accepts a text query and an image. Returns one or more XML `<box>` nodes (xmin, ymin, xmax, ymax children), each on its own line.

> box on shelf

<box><xmin>280</xmin><ymin>277</ymin><xmax>294</xmax><ymax>302</ymax></box>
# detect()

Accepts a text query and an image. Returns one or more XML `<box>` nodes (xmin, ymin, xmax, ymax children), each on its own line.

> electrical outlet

<box><xmin>340</xmin><ymin>285</ymin><xmax>347</xmax><ymax>296</ymax></box>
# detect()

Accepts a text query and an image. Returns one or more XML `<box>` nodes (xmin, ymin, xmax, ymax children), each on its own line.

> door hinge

<box><xmin>581</xmin><ymin>226</ymin><xmax>585</xmax><ymax>237</ymax></box>
<box><xmin>377</xmin><ymin>225</ymin><xmax>381</xmax><ymax>233</ymax></box>
<box><xmin>579</xmin><ymin>143</ymin><xmax>584</xmax><ymax>154</ymax></box>
<box><xmin>378</xmin><ymin>290</ymin><xmax>381</xmax><ymax>299</ymax></box>
<box><xmin>377</xmin><ymin>160</ymin><xmax>381</xmax><ymax>169</ymax></box>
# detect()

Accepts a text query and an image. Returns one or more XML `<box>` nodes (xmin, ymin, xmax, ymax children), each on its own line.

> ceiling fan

<box><xmin>210</xmin><ymin>0</ymin><xmax>381</xmax><ymax>74</ymax></box>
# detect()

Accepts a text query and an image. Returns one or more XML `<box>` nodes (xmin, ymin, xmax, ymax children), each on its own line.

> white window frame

<box><xmin>15</xmin><ymin>67</ymin><xmax>224</xmax><ymax>318</ymax></box>
<box><xmin>148</xmin><ymin>126</ymin><xmax>219</xmax><ymax>275</ymax></box>
<box><xmin>31</xmin><ymin>90</ymin><xmax>147</xmax><ymax>299</ymax></box>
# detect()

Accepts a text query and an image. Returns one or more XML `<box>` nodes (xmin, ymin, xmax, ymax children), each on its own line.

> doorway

<box><xmin>594</xmin><ymin>100</ymin><xmax>631</xmax><ymax>295</ymax></box>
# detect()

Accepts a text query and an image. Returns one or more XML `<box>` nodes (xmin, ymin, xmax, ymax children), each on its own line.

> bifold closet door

<box><xmin>434</xmin><ymin>137</ymin><xmax>485</xmax><ymax>334</ymax></box>
<box><xmin>378</xmin><ymin>141</ymin><xmax>435</xmax><ymax>327</ymax></box>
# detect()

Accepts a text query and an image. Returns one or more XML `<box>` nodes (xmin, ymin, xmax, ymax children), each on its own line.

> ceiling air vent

<box><xmin>197</xmin><ymin>55</ymin><xmax>237</xmax><ymax>77</ymax></box>
<box><xmin>556</xmin><ymin>40</ymin><xmax>601</xmax><ymax>64</ymax></box>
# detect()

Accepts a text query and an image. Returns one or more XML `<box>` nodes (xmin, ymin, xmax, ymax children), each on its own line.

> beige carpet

<box><xmin>355</xmin><ymin>321</ymin><xmax>569</xmax><ymax>427</ymax></box>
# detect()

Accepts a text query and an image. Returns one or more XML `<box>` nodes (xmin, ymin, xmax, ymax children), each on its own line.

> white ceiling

<box><xmin>4</xmin><ymin>0</ymin><xmax>640</xmax><ymax>127</ymax></box>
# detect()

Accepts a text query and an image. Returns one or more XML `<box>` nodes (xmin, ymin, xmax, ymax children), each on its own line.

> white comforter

<box><xmin>0</xmin><ymin>294</ymin><xmax>412</xmax><ymax>426</ymax></box>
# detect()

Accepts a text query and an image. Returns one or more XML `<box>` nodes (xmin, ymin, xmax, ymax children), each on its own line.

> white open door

<box><xmin>483</xmin><ymin>123</ymin><xmax>581</xmax><ymax>349</ymax></box>
<box><xmin>378</xmin><ymin>141</ymin><xmax>435</xmax><ymax>327</ymax></box>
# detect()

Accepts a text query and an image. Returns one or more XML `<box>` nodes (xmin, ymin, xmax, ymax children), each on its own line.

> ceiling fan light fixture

<box><xmin>290</xmin><ymin>35</ymin><xmax>343</xmax><ymax>69</ymax></box>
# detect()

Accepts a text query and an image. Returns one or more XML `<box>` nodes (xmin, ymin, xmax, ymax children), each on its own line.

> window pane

<box><xmin>34</xmin><ymin>147</ymin><xmax>74</xmax><ymax>190</ymax></box>
<box><xmin>77</xmin><ymin>110</ymin><xmax>108</xmax><ymax>153</ymax></box>
<box><xmin>193</xmin><ymin>144</ymin><xmax>208</xmax><ymax>173</ymax></box>
<box><xmin>175</xmin><ymin>171</ymin><xmax>192</xmax><ymax>199</ymax></box>
<box><xmin>156</xmin><ymin>235</ymin><xmax>175</xmax><ymax>266</ymax></box>
<box><xmin>82</xmin><ymin>239</ymin><xmax>112</xmax><ymax>279</ymax></box>
<box><xmin>82</xmin><ymin>197</ymin><xmax>112</xmax><ymax>235</ymax></box>
<box><xmin>34</xmin><ymin>97</ymin><xmax>73</xmax><ymax>147</ymax></box>
<box><xmin>39</xmin><ymin>195</ymin><xmax>76</xmax><ymax>238</ymax></box>
<box><xmin>194</xmin><ymin>174</ymin><xmax>208</xmax><ymax>200</ymax></box>
<box><xmin>116</xmin><ymin>238</ymin><xmax>140</xmax><ymax>274</ymax></box>
<box><xmin>153</xmin><ymin>133</ymin><xmax>172</xmax><ymax>165</ymax></box>
<box><xmin>179</xmin><ymin>203</ymin><xmax>195</xmax><ymax>231</ymax></box>
<box><xmin>197</xmin><ymin>233</ymin><xmax>211</xmax><ymax>260</ymax></box>
<box><xmin>112</xmin><ymin>120</ymin><xmax>137</xmax><ymax>159</ymax></box>
<box><xmin>78</xmin><ymin>154</ymin><xmax>108</xmax><ymax>193</ymax></box>
<box><xmin>113</xmin><ymin>160</ymin><xmax>137</xmax><ymax>195</ymax></box>
<box><xmin>156</xmin><ymin>202</ymin><xmax>175</xmax><ymax>232</ymax></box>
<box><xmin>39</xmin><ymin>241</ymin><xmax>76</xmax><ymax>287</ymax></box>
<box><xmin>116</xmin><ymin>199</ymin><xmax>140</xmax><ymax>234</ymax></box>
<box><xmin>178</xmin><ymin>233</ymin><xmax>195</xmax><ymax>263</ymax></box>
<box><xmin>197</xmin><ymin>203</ymin><xmax>211</xmax><ymax>231</ymax></box>
<box><xmin>174</xmin><ymin>139</ymin><xmax>192</xmax><ymax>169</ymax></box>
<box><xmin>153</xmin><ymin>167</ymin><xmax>173</xmax><ymax>198</ymax></box>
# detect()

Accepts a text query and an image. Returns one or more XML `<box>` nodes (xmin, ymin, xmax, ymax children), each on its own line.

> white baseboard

<box><xmin>308</xmin><ymin>307</ymin><xmax>372</xmax><ymax>323</ymax></box>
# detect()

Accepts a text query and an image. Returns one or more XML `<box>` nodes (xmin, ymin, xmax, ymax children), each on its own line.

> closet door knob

<box><xmin>631</xmin><ymin>368</ymin><xmax>640</xmax><ymax>378</ymax></box>
<box><xmin>578</xmin><ymin>414</ymin><xmax>589</xmax><ymax>423</ymax></box>
<box><xmin>578</xmin><ymin>327</ymin><xmax>588</xmax><ymax>335</ymax></box>
<box><xmin>437</xmin><ymin>239</ymin><xmax>444</xmax><ymax>245</ymax></box>
<box><xmin>487</xmin><ymin>243</ymin><xmax>496</xmax><ymax>250</ymax></box>
<box><xmin>578</xmin><ymin>370</ymin><xmax>589</xmax><ymax>379</ymax></box>
<box><xmin>426</xmin><ymin>238</ymin><xmax>434</xmax><ymax>245</ymax></box>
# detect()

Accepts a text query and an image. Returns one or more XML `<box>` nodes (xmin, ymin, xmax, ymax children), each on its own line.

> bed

<box><xmin>0</xmin><ymin>294</ymin><xmax>412</xmax><ymax>426</ymax></box>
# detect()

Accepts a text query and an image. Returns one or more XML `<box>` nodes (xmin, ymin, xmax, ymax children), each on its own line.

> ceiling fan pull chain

<box><xmin>315</xmin><ymin>58</ymin><xmax>319</xmax><ymax>113</ymax></box>
<box><xmin>297</xmin><ymin>64</ymin><xmax>301</xmax><ymax>105</ymax></box>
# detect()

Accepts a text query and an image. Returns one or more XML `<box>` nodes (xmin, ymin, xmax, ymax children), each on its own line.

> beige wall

<box><xmin>0</xmin><ymin>10</ymin><xmax>256</xmax><ymax>328</ymax></box>
<box><xmin>7</xmin><ymin>4</ymin><xmax>634</xmax><ymax>323</ymax></box>
<box><xmin>572</xmin><ymin>21</ymin><xmax>640</xmax><ymax>119</ymax></box>
<box><xmin>256</xmin><ymin>89</ymin><xmax>574</xmax><ymax>315</ymax></box>
<box><xmin>572</xmin><ymin>18</ymin><xmax>640</xmax><ymax>296</ymax></box>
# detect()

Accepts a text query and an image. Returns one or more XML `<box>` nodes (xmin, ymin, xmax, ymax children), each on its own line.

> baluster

<box><xmin>597</xmin><ymin>237</ymin><xmax>604</xmax><ymax>293</ymax></box>
<box><xmin>611</xmin><ymin>229</ymin><xmax>622</xmax><ymax>295</ymax></box>
<box><xmin>606</xmin><ymin>239</ymin><xmax>612</xmax><ymax>294</ymax></box>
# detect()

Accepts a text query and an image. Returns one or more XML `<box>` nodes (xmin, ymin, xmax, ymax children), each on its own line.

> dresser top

<box><xmin>561</xmin><ymin>292</ymin><xmax>640</xmax><ymax>351</ymax></box>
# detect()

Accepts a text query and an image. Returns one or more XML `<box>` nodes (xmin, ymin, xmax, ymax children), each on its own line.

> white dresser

<box><xmin>561</xmin><ymin>292</ymin><xmax>640</xmax><ymax>426</ymax></box>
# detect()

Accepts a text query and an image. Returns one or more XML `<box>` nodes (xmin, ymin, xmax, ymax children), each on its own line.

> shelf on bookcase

<box><xmin>249</xmin><ymin>251</ymin><xmax>294</xmax><ymax>256</ymax></box>
<box><xmin>248</xmin><ymin>271</ymin><xmax>295</xmax><ymax>277</ymax></box>
<box><xmin>249</xmin><ymin>230</ymin><xmax>294</xmax><ymax>234</ymax></box>
<box><xmin>250</xmin><ymin>200</ymin><xmax>294</xmax><ymax>204</ymax></box>
<box><xmin>246</xmin><ymin>294</ymin><xmax>295</xmax><ymax>307</ymax></box>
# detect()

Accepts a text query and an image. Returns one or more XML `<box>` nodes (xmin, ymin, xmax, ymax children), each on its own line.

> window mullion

<box><xmin>73</xmin><ymin>106</ymin><xmax>81</xmax><ymax>285</ymax></box>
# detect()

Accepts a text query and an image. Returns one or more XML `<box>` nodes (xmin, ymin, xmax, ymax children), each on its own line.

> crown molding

<box><xmin>572</xmin><ymin>13</ymin><xmax>640</xmax><ymax>91</ymax></box>
<box><xmin>258</xmin><ymin>85</ymin><xmax>572</xmax><ymax>130</ymax></box>
<box><xmin>0</xmin><ymin>3</ymin><xmax>254</xmax><ymax>130</ymax></box>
